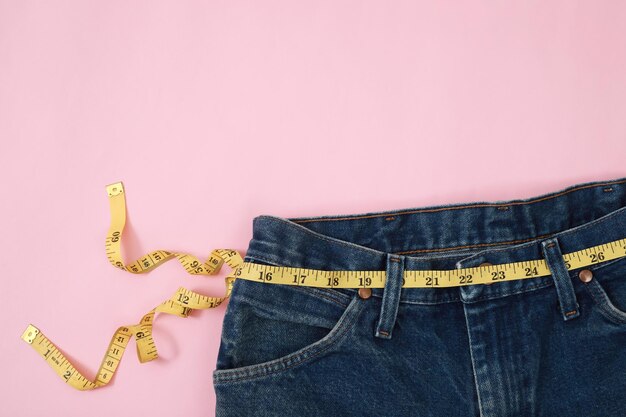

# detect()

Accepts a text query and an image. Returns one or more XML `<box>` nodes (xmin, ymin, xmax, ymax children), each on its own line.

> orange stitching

<box><xmin>292</xmin><ymin>178</ymin><xmax>626</xmax><ymax>224</ymax></box>
<box><xmin>392</xmin><ymin>232</ymin><xmax>555</xmax><ymax>254</ymax></box>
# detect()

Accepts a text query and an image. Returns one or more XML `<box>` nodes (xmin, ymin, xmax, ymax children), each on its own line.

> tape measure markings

<box><xmin>22</xmin><ymin>181</ymin><xmax>241</xmax><ymax>390</ymax></box>
<box><xmin>226</xmin><ymin>238</ymin><xmax>626</xmax><ymax>289</ymax></box>
<box><xmin>21</xmin><ymin>181</ymin><xmax>626</xmax><ymax>391</ymax></box>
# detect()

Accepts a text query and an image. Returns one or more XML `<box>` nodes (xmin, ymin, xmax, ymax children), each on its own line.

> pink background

<box><xmin>1</xmin><ymin>1</ymin><xmax>625</xmax><ymax>416</ymax></box>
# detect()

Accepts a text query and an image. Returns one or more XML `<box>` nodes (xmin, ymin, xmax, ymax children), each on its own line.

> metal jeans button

<box><xmin>358</xmin><ymin>287</ymin><xmax>372</xmax><ymax>299</ymax></box>
<box><xmin>578</xmin><ymin>269</ymin><xmax>593</xmax><ymax>283</ymax></box>
<box><xmin>479</xmin><ymin>262</ymin><xmax>494</xmax><ymax>284</ymax></box>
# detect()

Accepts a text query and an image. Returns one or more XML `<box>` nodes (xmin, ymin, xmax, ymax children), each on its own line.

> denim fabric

<box><xmin>213</xmin><ymin>177</ymin><xmax>626</xmax><ymax>417</ymax></box>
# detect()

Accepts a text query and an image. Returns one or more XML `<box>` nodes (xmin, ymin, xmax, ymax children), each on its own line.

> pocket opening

<box><xmin>213</xmin><ymin>286</ymin><xmax>367</xmax><ymax>384</ymax></box>
<box><xmin>581</xmin><ymin>262</ymin><xmax>626</xmax><ymax>325</ymax></box>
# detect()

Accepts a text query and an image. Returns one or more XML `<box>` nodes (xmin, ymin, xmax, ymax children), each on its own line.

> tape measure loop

<box><xmin>20</xmin><ymin>181</ymin><xmax>626</xmax><ymax>390</ymax></box>
<box><xmin>19</xmin><ymin>182</ymin><xmax>245</xmax><ymax>390</ymax></box>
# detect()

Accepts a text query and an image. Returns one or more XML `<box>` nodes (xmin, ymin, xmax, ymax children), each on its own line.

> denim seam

<box><xmin>583</xmin><ymin>280</ymin><xmax>626</xmax><ymax>325</ymax></box>
<box><xmin>213</xmin><ymin>295</ymin><xmax>366</xmax><ymax>384</ymax></box>
<box><xmin>462</xmin><ymin>303</ymin><xmax>485</xmax><ymax>417</ymax></box>
<box><xmin>458</xmin><ymin>207</ymin><xmax>626</xmax><ymax>263</ymax></box>
<box><xmin>260</xmin><ymin>214</ymin><xmax>466</xmax><ymax>259</ymax></box>
<box><xmin>393</xmin><ymin>296</ymin><xmax>461</xmax><ymax>305</ymax></box>
<box><xmin>461</xmin><ymin>279</ymin><xmax>555</xmax><ymax>303</ymax></box>
<box><xmin>286</xmin><ymin>287</ymin><xmax>349</xmax><ymax>309</ymax></box>
<box><xmin>241</xmin><ymin>280</ymin><xmax>349</xmax><ymax>310</ymax></box>
<box><xmin>295</xmin><ymin>288</ymin><xmax>350</xmax><ymax>308</ymax></box>
<box><xmin>401</xmin><ymin>232</ymin><xmax>556</xmax><ymax>255</ymax></box>
<box><xmin>257</xmin><ymin>216</ymin><xmax>391</xmax><ymax>256</ymax></box>
<box><xmin>288</xmin><ymin>177</ymin><xmax>626</xmax><ymax>223</ymax></box>
<box><xmin>258</xmin><ymin>205</ymin><xmax>626</xmax><ymax>261</ymax></box>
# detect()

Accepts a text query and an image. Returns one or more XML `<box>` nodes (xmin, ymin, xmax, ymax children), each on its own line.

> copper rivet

<box><xmin>479</xmin><ymin>262</ymin><xmax>494</xmax><ymax>284</ymax></box>
<box><xmin>578</xmin><ymin>269</ymin><xmax>593</xmax><ymax>283</ymax></box>
<box><xmin>358</xmin><ymin>288</ymin><xmax>372</xmax><ymax>299</ymax></box>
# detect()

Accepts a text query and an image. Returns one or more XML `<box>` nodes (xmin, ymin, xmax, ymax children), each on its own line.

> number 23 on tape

<box><xmin>21</xmin><ymin>181</ymin><xmax>626</xmax><ymax>390</ymax></box>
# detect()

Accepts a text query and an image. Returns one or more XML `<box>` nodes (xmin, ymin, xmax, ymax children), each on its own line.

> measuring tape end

<box><xmin>106</xmin><ymin>182</ymin><xmax>124</xmax><ymax>197</ymax></box>
<box><xmin>21</xmin><ymin>324</ymin><xmax>40</xmax><ymax>344</ymax></box>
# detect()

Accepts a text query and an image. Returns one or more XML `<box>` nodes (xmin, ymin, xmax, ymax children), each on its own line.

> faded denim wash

<box><xmin>213</xmin><ymin>176</ymin><xmax>626</xmax><ymax>417</ymax></box>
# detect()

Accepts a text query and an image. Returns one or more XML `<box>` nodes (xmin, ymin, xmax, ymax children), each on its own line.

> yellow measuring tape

<box><xmin>231</xmin><ymin>241</ymin><xmax>626</xmax><ymax>289</ymax></box>
<box><xmin>21</xmin><ymin>182</ymin><xmax>243</xmax><ymax>390</ymax></box>
<box><xmin>21</xmin><ymin>181</ymin><xmax>626</xmax><ymax>390</ymax></box>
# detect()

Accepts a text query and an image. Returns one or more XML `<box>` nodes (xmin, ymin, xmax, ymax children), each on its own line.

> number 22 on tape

<box><xmin>22</xmin><ymin>181</ymin><xmax>626</xmax><ymax>389</ymax></box>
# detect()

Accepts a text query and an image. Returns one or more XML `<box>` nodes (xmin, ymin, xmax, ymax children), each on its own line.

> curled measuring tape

<box><xmin>21</xmin><ymin>182</ymin><xmax>244</xmax><ymax>390</ymax></box>
<box><xmin>21</xmin><ymin>181</ymin><xmax>626</xmax><ymax>390</ymax></box>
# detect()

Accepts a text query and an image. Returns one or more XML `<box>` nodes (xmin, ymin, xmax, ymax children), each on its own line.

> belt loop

<box><xmin>541</xmin><ymin>237</ymin><xmax>580</xmax><ymax>321</ymax></box>
<box><xmin>375</xmin><ymin>253</ymin><xmax>405</xmax><ymax>339</ymax></box>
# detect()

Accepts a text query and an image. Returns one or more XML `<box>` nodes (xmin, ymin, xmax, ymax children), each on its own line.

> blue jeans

<box><xmin>213</xmin><ymin>177</ymin><xmax>626</xmax><ymax>417</ymax></box>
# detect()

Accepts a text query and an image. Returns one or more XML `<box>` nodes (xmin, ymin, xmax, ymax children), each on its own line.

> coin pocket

<box><xmin>579</xmin><ymin>257</ymin><xmax>626</xmax><ymax>325</ymax></box>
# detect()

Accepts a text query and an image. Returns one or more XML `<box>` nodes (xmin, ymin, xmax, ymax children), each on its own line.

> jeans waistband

<box><xmin>243</xmin><ymin>176</ymin><xmax>626</xmax><ymax>304</ymax></box>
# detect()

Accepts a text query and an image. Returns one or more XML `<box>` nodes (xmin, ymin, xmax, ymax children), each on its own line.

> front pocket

<box><xmin>212</xmin><ymin>262</ymin><xmax>367</xmax><ymax>385</ymax></box>
<box><xmin>580</xmin><ymin>257</ymin><xmax>626</xmax><ymax>325</ymax></box>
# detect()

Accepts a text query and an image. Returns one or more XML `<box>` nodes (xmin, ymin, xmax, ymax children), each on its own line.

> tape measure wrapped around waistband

<box><xmin>21</xmin><ymin>181</ymin><xmax>626</xmax><ymax>390</ymax></box>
